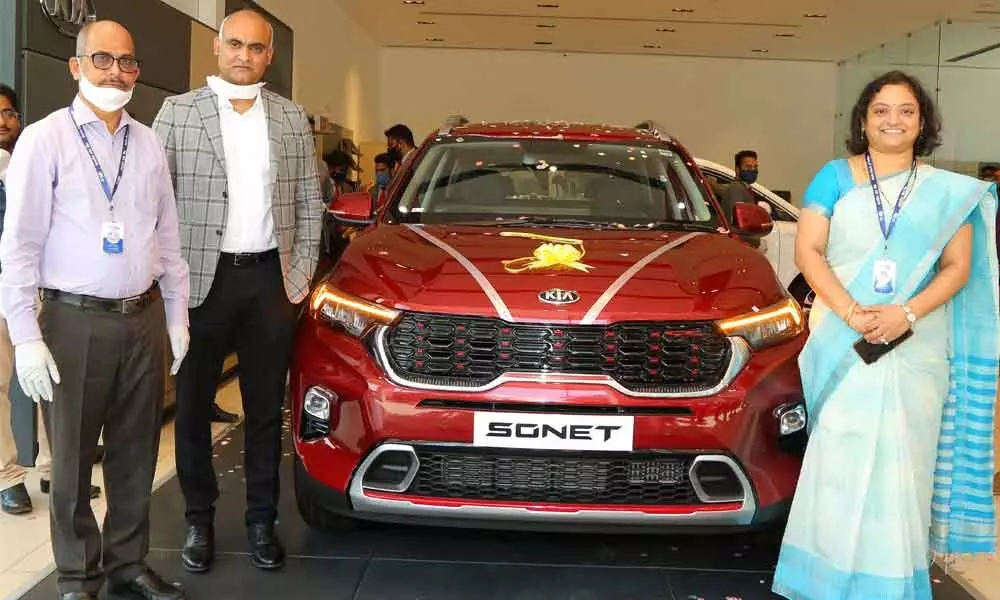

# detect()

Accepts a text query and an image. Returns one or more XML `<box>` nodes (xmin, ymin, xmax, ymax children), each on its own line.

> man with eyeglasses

<box><xmin>0</xmin><ymin>21</ymin><xmax>189</xmax><ymax>600</ymax></box>
<box><xmin>153</xmin><ymin>8</ymin><xmax>321</xmax><ymax>575</ymax></box>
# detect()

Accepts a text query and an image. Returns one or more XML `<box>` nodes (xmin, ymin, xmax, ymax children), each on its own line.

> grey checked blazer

<box><xmin>152</xmin><ymin>87</ymin><xmax>322</xmax><ymax>308</ymax></box>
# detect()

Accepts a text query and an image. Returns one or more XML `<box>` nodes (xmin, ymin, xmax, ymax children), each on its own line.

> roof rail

<box><xmin>634</xmin><ymin>120</ymin><xmax>673</xmax><ymax>143</ymax></box>
<box><xmin>438</xmin><ymin>114</ymin><xmax>470</xmax><ymax>136</ymax></box>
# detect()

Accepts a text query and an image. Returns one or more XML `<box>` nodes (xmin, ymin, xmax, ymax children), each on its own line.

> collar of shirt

<box><xmin>70</xmin><ymin>95</ymin><xmax>133</xmax><ymax>135</ymax></box>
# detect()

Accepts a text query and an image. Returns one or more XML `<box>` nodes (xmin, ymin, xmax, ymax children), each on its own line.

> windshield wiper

<box><xmin>643</xmin><ymin>221</ymin><xmax>720</xmax><ymax>232</ymax></box>
<box><xmin>455</xmin><ymin>217</ymin><xmax>619</xmax><ymax>228</ymax></box>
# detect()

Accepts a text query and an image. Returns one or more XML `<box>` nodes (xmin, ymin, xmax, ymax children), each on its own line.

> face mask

<box><xmin>78</xmin><ymin>73</ymin><xmax>133</xmax><ymax>112</ymax></box>
<box><xmin>0</xmin><ymin>148</ymin><xmax>9</xmax><ymax>182</ymax></box>
<box><xmin>332</xmin><ymin>171</ymin><xmax>347</xmax><ymax>183</ymax></box>
<box><xmin>206</xmin><ymin>75</ymin><xmax>265</xmax><ymax>100</ymax></box>
<box><xmin>738</xmin><ymin>169</ymin><xmax>758</xmax><ymax>185</ymax></box>
<box><xmin>375</xmin><ymin>172</ymin><xmax>390</xmax><ymax>188</ymax></box>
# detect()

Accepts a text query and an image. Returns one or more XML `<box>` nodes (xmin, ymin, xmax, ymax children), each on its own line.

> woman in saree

<box><xmin>772</xmin><ymin>71</ymin><xmax>999</xmax><ymax>599</ymax></box>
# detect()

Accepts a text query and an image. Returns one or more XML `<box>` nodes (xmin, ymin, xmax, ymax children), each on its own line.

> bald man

<box><xmin>0</xmin><ymin>21</ymin><xmax>189</xmax><ymax>600</ymax></box>
<box><xmin>153</xmin><ymin>8</ymin><xmax>321</xmax><ymax>574</ymax></box>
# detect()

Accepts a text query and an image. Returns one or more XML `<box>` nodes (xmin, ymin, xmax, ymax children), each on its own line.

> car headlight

<box><xmin>715</xmin><ymin>298</ymin><xmax>805</xmax><ymax>350</ymax></box>
<box><xmin>309</xmin><ymin>284</ymin><xmax>400</xmax><ymax>337</ymax></box>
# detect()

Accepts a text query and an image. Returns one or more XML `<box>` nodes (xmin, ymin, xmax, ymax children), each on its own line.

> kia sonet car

<box><xmin>291</xmin><ymin>119</ymin><xmax>807</xmax><ymax>534</ymax></box>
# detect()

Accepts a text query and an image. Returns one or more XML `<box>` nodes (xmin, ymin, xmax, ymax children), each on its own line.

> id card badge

<box><xmin>101</xmin><ymin>221</ymin><xmax>125</xmax><ymax>255</ymax></box>
<box><xmin>873</xmin><ymin>258</ymin><xmax>896</xmax><ymax>295</ymax></box>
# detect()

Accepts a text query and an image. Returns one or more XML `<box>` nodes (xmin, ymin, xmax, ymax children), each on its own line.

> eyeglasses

<box><xmin>0</xmin><ymin>109</ymin><xmax>17</xmax><ymax>120</ymax></box>
<box><xmin>77</xmin><ymin>52</ymin><xmax>141</xmax><ymax>73</ymax></box>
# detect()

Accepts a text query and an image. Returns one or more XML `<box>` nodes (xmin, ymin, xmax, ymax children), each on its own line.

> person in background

<box><xmin>716</xmin><ymin>149</ymin><xmax>758</xmax><ymax>222</ymax></box>
<box><xmin>153</xmin><ymin>7</ymin><xmax>322</xmax><ymax>576</ymax></box>
<box><xmin>322</xmin><ymin>149</ymin><xmax>360</xmax><ymax>204</ymax></box>
<box><xmin>385</xmin><ymin>123</ymin><xmax>416</xmax><ymax>170</ymax></box>
<box><xmin>0</xmin><ymin>83</ymin><xmax>31</xmax><ymax>516</ymax></box>
<box><xmin>771</xmin><ymin>70</ymin><xmax>997</xmax><ymax>599</ymax></box>
<box><xmin>368</xmin><ymin>152</ymin><xmax>394</xmax><ymax>212</ymax></box>
<box><xmin>1</xmin><ymin>20</ymin><xmax>190</xmax><ymax>600</ymax></box>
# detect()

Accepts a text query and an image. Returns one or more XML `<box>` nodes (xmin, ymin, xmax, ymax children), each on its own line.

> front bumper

<box><xmin>290</xmin><ymin>319</ymin><xmax>805</xmax><ymax>531</ymax></box>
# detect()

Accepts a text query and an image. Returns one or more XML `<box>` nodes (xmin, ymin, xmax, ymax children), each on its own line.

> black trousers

<box><xmin>39</xmin><ymin>297</ymin><xmax>166</xmax><ymax>595</ymax></box>
<box><xmin>175</xmin><ymin>254</ymin><xmax>298</xmax><ymax>527</ymax></box>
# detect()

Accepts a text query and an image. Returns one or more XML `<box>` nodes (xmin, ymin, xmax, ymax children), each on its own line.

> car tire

<box><xmin>294</xmin><ymin>454</ymin><xmax>361</xmax><ymax>531</ymax></box>
<box><xmin>787</xmin><ymin>276</ymin><xmax>814</xmax><ymax>311</ymax></box>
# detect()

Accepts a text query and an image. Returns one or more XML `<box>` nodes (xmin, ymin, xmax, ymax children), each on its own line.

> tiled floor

<box><xmin>0</xmin><ymin>379</ymin><xmax>242</xmax><ymax>600</ymax></box>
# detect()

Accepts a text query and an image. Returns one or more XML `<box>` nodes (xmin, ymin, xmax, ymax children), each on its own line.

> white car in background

<box><xmin>695</xmin><ymin>158</ymin><xmax>814</xmax><ymax>309</ymax></box>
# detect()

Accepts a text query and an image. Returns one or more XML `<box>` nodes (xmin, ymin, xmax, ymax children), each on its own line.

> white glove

<box><xmin>14</xmin><ymin>341</ymin><xmax>61</xmax><ymax>403</ymax></box>
<box><xmin>168</xmin><ymin>325</ymin><xmax>189</xmax><ymax>376</ymax></box>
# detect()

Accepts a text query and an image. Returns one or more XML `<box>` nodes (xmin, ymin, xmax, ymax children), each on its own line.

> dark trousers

<box><xmin>175</xmin><ymin>255</ymin><xmax>298</xmax><ymax>527</ymax></box>
<box><xmin>39</xmin><ymin>298</ymin><xmax>166</xmax><ymax>595</ymax></box>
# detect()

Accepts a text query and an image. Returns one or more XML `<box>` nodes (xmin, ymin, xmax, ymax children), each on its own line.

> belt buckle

<box><xmin>232</xmin><ymin>253</ymin><xmax>249</xmax><ymax>267</ymax></box>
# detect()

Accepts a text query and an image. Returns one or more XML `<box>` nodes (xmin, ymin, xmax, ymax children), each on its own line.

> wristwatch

<box><xmin>901</xmin><ymin>304</ymin><xmax>917</xmax><ymax>325</ymax></box>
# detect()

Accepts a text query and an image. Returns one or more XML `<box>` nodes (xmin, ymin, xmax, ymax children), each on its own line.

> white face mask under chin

<box><xmin>206</xmin><ymin>75</ymin><xmax>265</xmax><ymax>100</ymax></box>
<box><xmin>78</xmin><ymin>74</ymin><xmax>134</xmax><ymax>112</ymax></box>
<box><xmin>0</xmin><ymin>149</ymin><xmax>9</xmax><ymax>182</ymax></box>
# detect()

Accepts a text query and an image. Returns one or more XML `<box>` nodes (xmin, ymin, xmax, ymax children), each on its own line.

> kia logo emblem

<box><xmin>538</xmin><ymin>289</ymin><xmax>580</xmax><ymax>305</ymax></box>
<box><xmin>40</xmin><ymin>0</ymin><xmax>97</xmax><ymax>38</ymax></box>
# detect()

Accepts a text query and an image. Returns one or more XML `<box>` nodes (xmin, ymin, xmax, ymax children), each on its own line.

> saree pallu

<box><xmin>772</xmin><ymin>166</ymin><xmax>999</xmax><ymax>600</ymax></box>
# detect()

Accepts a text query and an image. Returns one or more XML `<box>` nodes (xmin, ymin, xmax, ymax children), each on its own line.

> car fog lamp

<box><xmin>304</xmin><ymin>387</ymin><xmax>333</xmax><ymax>421</ymax></box>
<box><xmin>777</xmin><ymin>404</ymin><xmax>807</xmax><ymax>436</ymax></box>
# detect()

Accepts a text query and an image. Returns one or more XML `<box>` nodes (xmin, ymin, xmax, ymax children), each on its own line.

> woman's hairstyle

<box><xmin>846</xmin><ymin>70</ymin><xmax>942</xmax><ymax>157</ymax></box>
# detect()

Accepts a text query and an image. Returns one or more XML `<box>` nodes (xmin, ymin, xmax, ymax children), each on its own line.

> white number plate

<box><xmin>473</xmin><ymin>412</ymin><xmax>635</xmax><ymax>451</ymax></box>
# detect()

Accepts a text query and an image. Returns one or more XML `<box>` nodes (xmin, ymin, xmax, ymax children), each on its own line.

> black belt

<box><xmin>41</xmin><ymin>282</ymin><xmax>161</xmax><ymax>315</ymax></box>
<box><xmin>219</xmin><ymin>249</ymin><xmax>279</xmax><ymax>267</ymax></box>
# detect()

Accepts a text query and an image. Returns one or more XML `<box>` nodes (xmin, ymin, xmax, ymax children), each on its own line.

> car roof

<box><xmin>694</xmin><ymin>157</ymin><xmax>800</xmax><ymax>216</ymax></box>
<box><xmin>441</xmin><ymin>121</ymin><xmax>673</xmax><ymax>145</ymax></box>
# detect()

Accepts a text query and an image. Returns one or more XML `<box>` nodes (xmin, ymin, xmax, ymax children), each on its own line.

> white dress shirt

<box><xmin>212</xmin><ymin>83</ymin><xmax>276</xmax><ymax>253</ymax></box>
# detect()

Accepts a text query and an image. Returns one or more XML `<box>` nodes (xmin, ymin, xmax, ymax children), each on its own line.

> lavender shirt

<box><xmin>0</xmin><ymin>96</ymin><xmax>189</xmax><ymax>345</ymax></box>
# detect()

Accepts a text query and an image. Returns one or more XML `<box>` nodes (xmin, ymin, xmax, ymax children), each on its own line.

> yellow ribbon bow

<box><xmin>500</xmin><ymin>231</ymin><xmax>594</xmax><ymax>273</ymax></box>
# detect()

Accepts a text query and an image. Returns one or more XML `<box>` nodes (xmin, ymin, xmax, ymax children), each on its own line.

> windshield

<box><xmin>391</xmin><ymin>138</ymin><xmax>720</xmax><ymax>228</ymax></box>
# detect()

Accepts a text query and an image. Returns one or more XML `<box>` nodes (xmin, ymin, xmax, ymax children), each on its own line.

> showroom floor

<box><xmin>11</xmin><ymin>392</ymin><xmax>981</xmax><ymax>600</ymax></box>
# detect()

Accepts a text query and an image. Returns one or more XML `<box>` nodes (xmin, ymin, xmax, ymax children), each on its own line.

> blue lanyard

<box><xmin>69</xmin><ymin>106</ymin><xmax>129</xmax><ymax>216</ymax></box>
<box><xmin>864</xmin><ymin>151</ymin><xmax>916</xmax><ymax>248</ymax></box>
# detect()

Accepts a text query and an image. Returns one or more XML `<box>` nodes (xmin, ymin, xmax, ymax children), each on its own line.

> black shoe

<box><xmin>181</xmin><ymin>523</ymin><xmax>214</xmax><ymax>573</ymax></box>
<box><xmin>210</xmin><ymin>403</ymin><xmax>240</xmax><ymax>423</ymax></box>
<box><xmin>248</xmin><ymin>522</ymin><xmax>285</xmax><ymax>570</ymax></box>
<box><xmin>109</xmin><ymin>567</ymin><xmax>186</xmax><ymax>600</ymax></box>
<box><xmin>59</xmin><ymin>593</ymin><xmax>97</xmax><ymax>600</ymax></box>
<box><xmin>1</xmin><ymin>483</ymin><xmax>32</xmax><ymax>515</ymax></box>
<box><xmin>40</xmin><ymin>479</ymin><xmax>101</xmax><ymax>499</ymax></box>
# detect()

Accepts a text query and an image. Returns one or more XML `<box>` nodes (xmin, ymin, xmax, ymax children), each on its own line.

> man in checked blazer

<box><xmin>152</xmin><ymin>8</ymin><xmax>322</xmax><ymax>574</ymax></box>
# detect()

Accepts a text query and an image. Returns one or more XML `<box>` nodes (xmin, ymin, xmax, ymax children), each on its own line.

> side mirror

<box><xmin>329</xmin><ymin>191</ymin><xmax>374</xmax><ymax>225</ymax></box>
<box><xmin>731</xmin><ymin>202</ymin><xmax>774</xmax><ymax>238</ymax></box>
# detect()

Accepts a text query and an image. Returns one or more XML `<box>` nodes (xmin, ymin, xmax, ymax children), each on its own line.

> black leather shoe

<box><xmin>40</xmin><ymin>479</ymin><xmax>101</xmax><ymax>499</ymax></box>
<box><xmin>59</xmin><ymin>593</ymin><xmax>97</xmax><ymax>600</ymax></box>
<box><xmin>1</xmin><ymin>483</ymin><xmax>32</xmax><ymax>515</ymax></box>
<box><xmin>109</xmin><ymin>567</ymin><xmax>186</xmax><ymax>599</ymax></box>
<box><xmin>248</xmin><ymin>522</ymin><xmax>285</xmax><ymax>570</ymax></box>
<box><xmin>210</xmin><ymin>403</ymin><xmax>240</xmax><ymax>423</ymax></box>
<box><xmin>181</xmin><ymin>523</ymin><xmax>214</xmax><ymax>573</ymax></box>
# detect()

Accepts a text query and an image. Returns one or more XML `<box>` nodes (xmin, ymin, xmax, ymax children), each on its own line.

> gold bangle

<box><xmin>845</xmin><ymin>301</ymin><xmax>858</xmax><ymax>323</ymax></box>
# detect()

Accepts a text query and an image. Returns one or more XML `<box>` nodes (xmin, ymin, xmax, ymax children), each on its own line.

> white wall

<box><xmin>380</xmin><ymin>48</ymin><xmax>838</xmax><ymax>203</ymax></box>
<box><xmin>159</xmin><ymin>0</ymin><xmax>221</xmax><ymax>28</ymax></box>
<box><xmin>256</xmin><ymin>0</ymin><xmax>381</xmax><ymax>142</ymax></box>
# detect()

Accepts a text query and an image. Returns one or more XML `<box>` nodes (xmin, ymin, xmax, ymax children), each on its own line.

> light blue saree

<box><xmin>772</xmin><ymin>160</ymin><xmax>999</xmax><ymax>600</ymax></box>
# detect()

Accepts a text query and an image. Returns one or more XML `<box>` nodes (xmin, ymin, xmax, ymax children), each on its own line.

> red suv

<box><xmin>291</xmin><ymin>119</ymin><xmax>807</xmax><ymax>533</ymax></box>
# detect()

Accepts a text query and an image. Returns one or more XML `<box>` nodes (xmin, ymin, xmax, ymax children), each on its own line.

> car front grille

<box><xmin>406</xmin><ymin>447</ymin><xmax>702</xmax><ymax>506</ymax></box>
<box><xmin>381</xmin><ymin>313</ymin><xmax>731</xmax><ymax>393</ymax></box>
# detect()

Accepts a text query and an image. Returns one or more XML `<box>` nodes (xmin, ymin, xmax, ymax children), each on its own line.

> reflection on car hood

<box><xmin>328</xmin><ymin>225</ymin><xmax>787</xmax><ymax>324</ymax></box>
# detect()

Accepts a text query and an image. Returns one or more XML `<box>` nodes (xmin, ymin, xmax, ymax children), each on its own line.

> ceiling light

<box><xmin>656</xmin><ymin>27</ymin><xmax>676</xmax><ymax>33</ymax></box>
<box><xmin>803</xmin><ymin>12</ymin><xmax>827</xmax><ymax>18</ymax></box>
<box><xmin>774</xmin><ymin>33</ymin><xmax>796</xmax><ymax>38</ymax></box>
<box><xmin>417</xmin><ymin>20</ymin><xmax>436</xmax><ymax>25</ymax></box>
<box><xmin>403</xmin><ymin>0</ymin><xmax>425</xmax><ymax>4</ymax></box>
<box><xmin>425</xmin><ymin>37</ymin><xmax>445</xmax><ymax>42</ymax></box>
<box><xmin>752</xmin><ymin>48</ymin><xmax>769</xmax><ymax>53</ymax></box>
<box><xmin>643</xmin><ymin>44</ymin><xmax>662</xmax><ymax>49</ymax></box>
<box><xmin>536</xmin><ymin>24</ymin><xmax>557</xmax><ymax>28</ymax></box>
<box><xmin>672</xmin><ymin>8</ymin><xmax>694</xmax><ymax>13</ymax></box>
<box><xmin>534</xmin><ymin>41</ymin><xmax>553</xmax><ymax>45</ymax></box>
<box><xmin>537</xmin><ymin>3</ymin><xmax>560</xmax><ymax>7</ymax></box>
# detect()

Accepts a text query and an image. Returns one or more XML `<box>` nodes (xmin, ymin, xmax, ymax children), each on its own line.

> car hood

<box><xmin>328</xmin><ymin>225</ymin><xmax>787</xmax><ymax>324</ymax></box>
